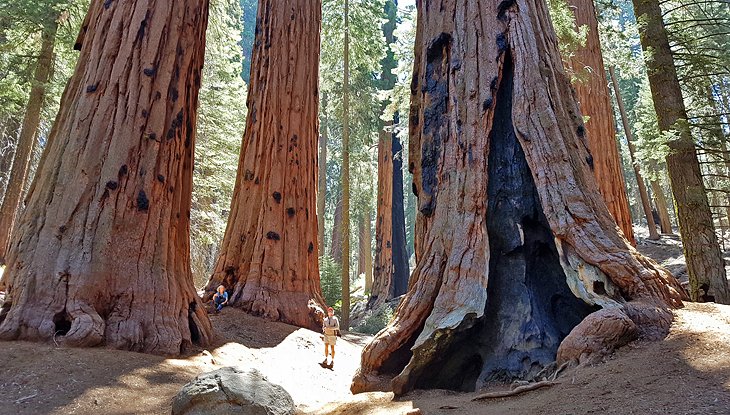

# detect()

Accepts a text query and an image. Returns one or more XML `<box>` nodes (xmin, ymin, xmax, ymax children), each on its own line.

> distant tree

<box><xmin>630</xmin><ymin>0</ymin><xmax>729</xmax><ymax>303</ymax></box>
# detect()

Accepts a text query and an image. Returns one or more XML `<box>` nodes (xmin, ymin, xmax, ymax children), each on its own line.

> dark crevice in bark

<box><xmin>412</xmin><ymin>55</ymin><xmax>597</xmax><ymax>392</ymax></box>
<box><xmin>379</xmin><ymin>318</ymin><xmax>425</xmax><ymax>375</ymax></box>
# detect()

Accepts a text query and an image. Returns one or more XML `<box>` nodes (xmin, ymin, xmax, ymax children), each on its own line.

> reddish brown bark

<box><xmin>631</xmin><ymin>0</ymin><xmax>729</xmax><ymax>303</ymax></box>
<box><xmin>608</xmin><ymin>66</ymin><xmax>659</xmax><ymax>240</ymax></box>
<box><xmin>371</xmin><ymin>127</ymin><xmax>394</xmax><ymax>306</ymax></box>
<box><xmin>359</xmin><ymin>210</ymin><xmax>373</xmax><ymax>292</ymax></box>
<box><xmin>204</xmin><ymin>0</ymin><xmax>326</xmax><ymax>330</ymax></box>
<box><xmin>0</xmin><ymin>0</ymin><xmax>212</xmax><ymax>354</ymax></box>
<box><xmin>0</xmin><ymin>19</ymin><xmax>57</xmax><ymax>264</ymax></box>
<box><xmin>565</xmin><ymin>0</ymin><xmax>635</xmax><ymax>245</ymax></box>
<box><xmin>352</xmin><ymin>0</ymin><xmax>684</xmax><ymax>395</ymax></box>
<box><xmin>318</xmin><ymin>94</ymin><xmax>329</xmax><ymax>256</ymax></box>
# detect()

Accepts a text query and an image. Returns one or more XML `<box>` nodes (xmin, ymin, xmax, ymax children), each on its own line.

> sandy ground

<box><xmin>1</xmin><ymin>228</ymin><xmax>730</xmax><ymax>414</ymax></box>
<box><xmin>1</xmin><ymin>303</ymin><xmax>729</xmax><ymax>415</ymax></box>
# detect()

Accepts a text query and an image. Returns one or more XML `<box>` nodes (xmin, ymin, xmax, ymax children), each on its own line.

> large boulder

<box><xmin>172</xmin><ymin>367</ymin><xmax>296</xmax><ymax>415</ymax></box>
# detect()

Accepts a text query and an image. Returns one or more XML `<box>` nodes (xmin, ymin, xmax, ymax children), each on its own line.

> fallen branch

<box><xmin>471</xmin><ymin>380</ymin><xmax>557</xmax><ymax>401</ymax></box>
<box><xmin>15</xmin><ymin>392</ymin><xmax>38</xmax><ymax>404</ymax></box>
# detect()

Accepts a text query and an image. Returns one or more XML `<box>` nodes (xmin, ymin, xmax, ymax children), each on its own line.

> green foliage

<box><xmin>239</xmin><ymin>0</ymin><xmax>256</xmax><ymax>82</ymax></box>
<box><xmin>353</xmin><ymin>304</ymin><xmax>394</xmax><ymax>335</ymax></box>
<box><xmin>547</xmin><ymin>0</ymin><xmax>587</xmax><ymax>64</ymax></box>
<box><xmin>320</xmin><ymin>255</ymin><xmax>343</xmax><ymax>307</ymax></box>
<box><xmin>320</xmin><ymin>0</ymin><xmax>387</xmax><ymax>278</ymax></box>
<box><xmin>191</xmin><ymin>0</ymin><xmax>247</xmax><ymax>286</ymax></box>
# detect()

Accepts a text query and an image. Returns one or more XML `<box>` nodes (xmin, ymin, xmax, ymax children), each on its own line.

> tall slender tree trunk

<box><xmin>318</xmin><ymin>94</ymin><xmax>329</xmax><ymax>256</ymax></box>
<box><xmin>565</xmin><ymin>0</ymin><xmax>635</xmax><ymax>245</ymax></box>
<box><xmin>608</xmin><ymin>67</ymin><xmax>659</xmax><ymax>240</ymax></box>
<box><xmin>372</xmin><ymin>127</ymin><xmax>394</xmax><ymax>305</ymax></box>
<box><xmin>340</xmin><ymin>0</ymin><xmax>352</xmax><ymax>330</ymax></box>
<box><xmin>0</xmin><ymin>117</ymin><xmax>21</xmax><ymax>204</ymax></box>
<box><xmin>650</xmin><ymin>179</ymin><xmax>674</xmax><ymax>234</ymax></box>
<box><xmin>371</xmin><ymin>0</ymin><xmax>408</xmax><ymax>307</ymax></box>
<box><xmin>359</xmin><ymin>210</ymin><xmax>373</xmax><ymax>292</ymax></box>
<box><xmin>0</xmin><ymin>19</ymin><xmax>58</xmax><ymax>264</ymax></box>
<box><xmin>204</xmin><ymin>0</ymin><xmax>326</xmax><ymax>330</ymax></box>
<box><xmin>352</xmin><ymin>0</ymin><xmax>684</xmax><ymax>395</ymax></box>
<box><xmin>0</xmin><ymin>0</ymin><xmax>212</xmax><ymax>353</ymax></box>
<box><xmin>630</xmin><ymin>0</ymin><xmax>728</xmax><ymax>303</ymax></box>
<box><xmin>331</xmin><ymin>194</ymin><xmax>343</xmax><ymax>264</ymax></box>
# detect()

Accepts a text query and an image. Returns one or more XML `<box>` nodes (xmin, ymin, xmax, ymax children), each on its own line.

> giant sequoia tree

<box><xmin>371</xmin><ymin>0</ymin><xmax>409</xmax><ymax>308</ymax></box>
<box><xmin>564</xmin><ymin>0</ymin><xmax>635</xmax><ymax>245</ymax></box>
<box><xmin>204</xmin><ymin>0</ymin><xmax>326</xmax><ymax>330</ymax></box>
<box><xmin>352</xmin><ymin>0</ymin><xmax>684</xmax><ymax>395</ymax></box>
<box><xmin>0</xmin><ymin>0</ymin><xmax>212</xmax><ymax>354</ymax></box>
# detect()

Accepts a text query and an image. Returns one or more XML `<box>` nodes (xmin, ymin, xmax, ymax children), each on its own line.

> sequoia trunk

<box><xmin>630</xmin><ymin>0</ymin><xmax>729</xmax><ymax>303</ymax></box>
<box><xmin>371</xmin><ymin>0</ymin><xmax>409</xmax><ymax>307</ymax></box>
<box><xmin>608</xmin><ymin>67</ymin><xmax>659</xmax><ymax>239</ymax></box>
<box><xmin>359</xmin><ymin>211</ymin><xmax>373</xmax><ymax>292</ymax></box>
<box><xmin>0</xmin><ymin>19</ymin><xmax>57</xmax><ymax>264</ymax></box>
<box><xmin>565</xmin><ymin>0</ymin><xmax>635</xmax><ymax>245</ymax></box>
<box><xmin>372</xmin><ymin>127</ymin><xmax>394</xmax><ymax>305</ymax></box>
<box><xmin>352</xmin><ymin>0</ymin><xmax>684</xmax><ymax>395</ymax></box>
<box><xmin>203</xmin><ymin>0</ymin><xmax>326</xmax><ymax>330</ymax></box>
<box><xmin>318</xmin><ymin>94</ymin><xmax>329</xmax><ymax>255</ymax></box>
<box><xmin>0</xmin><ymin>0</ymin><xmax>212</xmax><ymax>354</ymax></box>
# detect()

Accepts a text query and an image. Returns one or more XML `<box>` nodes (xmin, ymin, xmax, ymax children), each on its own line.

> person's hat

<box><xmin>327</xmin><ymin>307</ymin><xmax>334</xmax><ymax>312</ymax></box>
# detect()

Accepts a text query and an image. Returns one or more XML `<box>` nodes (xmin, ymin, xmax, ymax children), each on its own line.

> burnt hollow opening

<box><xmin>414</xmin><ymin>53</ymin><xmax>597</xmax><ymax>392</ymax></box>
<box><xmin>188</xmin><ymin>301</ymin><xmax>201</xmax><ymax>346</ymax></box>
<box><xmin>53</xmin><ymin>312</ymin><xmax>73</xmax><ymax>336</ymax></box>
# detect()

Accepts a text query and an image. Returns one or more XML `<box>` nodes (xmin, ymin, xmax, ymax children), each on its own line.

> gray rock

<box><xmin>171</xmin><ymin>367</ymin><xmax>296</xmax><ymax>415</ymax></box>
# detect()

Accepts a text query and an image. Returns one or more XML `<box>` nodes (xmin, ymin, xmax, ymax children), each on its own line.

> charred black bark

<box><xmin>411</xmin><ymin>56</ymin><xmax>596</xmax><ymax>392</ymax></box>
<box><xmin>392</xmin><ymin>113</ymin><xmax>410</xmax><ymax>297</ymax></box>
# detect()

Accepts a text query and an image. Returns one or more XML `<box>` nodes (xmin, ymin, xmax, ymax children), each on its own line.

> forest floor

<box><xmin>0</xmin><ymin>230</ymin><xmax>729</xmax><ymax>415</ymax></box>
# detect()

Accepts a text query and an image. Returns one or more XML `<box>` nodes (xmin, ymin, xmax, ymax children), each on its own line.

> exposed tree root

<box><xmin>472</xmin><ymin>380</ymin><xmax>558</xmax><ymax>401</ymax></box>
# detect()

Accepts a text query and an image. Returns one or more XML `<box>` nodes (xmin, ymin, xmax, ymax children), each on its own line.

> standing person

<box><xmin>213</xmin><ymin>285</ymin><xmax>229</xmax><ymax>313</ymax></box>
<box><xmin>322</xmin><ymin>307</ymin><xmax>340</xmax><ymax>367</ymax></box>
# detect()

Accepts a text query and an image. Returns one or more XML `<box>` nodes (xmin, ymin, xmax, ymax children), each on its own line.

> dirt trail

<box><xmin>1</xmin><ymin>303</ymin><xmax>729</xmax><ymax>414</ymax></box>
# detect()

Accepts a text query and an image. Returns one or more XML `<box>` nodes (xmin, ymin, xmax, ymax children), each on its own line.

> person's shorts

<box><xmin>324</xmin><ymin>334</ymin><xmax>337</xmax><ymax>345</ymax></box>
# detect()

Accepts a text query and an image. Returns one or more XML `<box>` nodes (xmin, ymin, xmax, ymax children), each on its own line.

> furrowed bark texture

<box><xmin>631</xmin><ymin>0</ymin><xmax>729</xmax><ymax>303</ymax></box>
<box><xmin>371</xmin><ymin>1</ymin><xmax>409</xmax><ymax>306</ymax></box>
<box><xmin>317</xmin><ymin>94</ymin><xmax>328</xmax><ymax>256</ymax></box>
<box><xmin>372</xmin><ymin>126</ymin><xmax>395</xmax><ymax>304</ymax></box>
<box><xmin>608</xmin><ymin>66</ymin><xmax>659</xmax><ymax>240</ymax></box>
<box><xmin>0</xmin><ymin>0</ymin><xmax>212</xmax><ymax>354</ymax></box>
<box><xmin>0</xmin><ymin>20</ymin><xmax>57</xmax><ymax>264</ymax></box>
<box><xmin>204</xmin><ymin>0</ymin><xmax>326</xmax><ymax>330</ymax></box>
<box><xmin>352</xmin><ymin>0</ymin><xmax>684</xmax><ymax>395</ymax></box>
<box><xmin>565</xmin><ymin>0</ymin><xmax>635</xmax><ymax>245</ymax></box>
<box><xmin>358</xmin><ymin>210</ymin><xmax>373</xmax><ymax>292</ymax></box>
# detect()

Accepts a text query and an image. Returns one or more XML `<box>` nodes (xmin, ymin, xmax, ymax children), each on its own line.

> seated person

<box><xmin>213</xmin><ymin>285</ymin><xmax>229</xmax><ymax>312</ymax></box>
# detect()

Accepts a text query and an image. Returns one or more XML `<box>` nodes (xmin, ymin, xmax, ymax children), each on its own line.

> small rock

<box><xmin>171</xmin><ymin>367</ymin><xmax>295</xmax><ymax>415</ymax></box>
